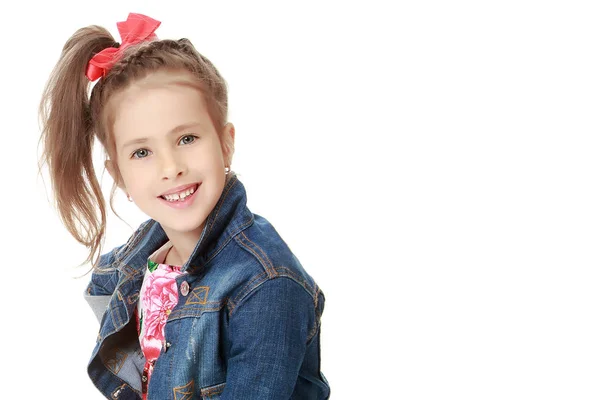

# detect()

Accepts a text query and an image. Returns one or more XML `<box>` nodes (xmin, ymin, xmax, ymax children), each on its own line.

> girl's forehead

<box><xmin>135</xmin><ymin>69</ymin><xmax>198</xmax><ymax>88</ymax></box>
<box><xmin>110</xmin><ymin>74</ymin><xmax>209</xmax><ymax>132</ymax></box>
<box><xmin>112</xmin><ymin>70</ymin><xmax>202</xmax><ymax>105</ymax></box>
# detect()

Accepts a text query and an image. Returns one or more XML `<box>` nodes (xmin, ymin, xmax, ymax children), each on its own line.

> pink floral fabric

<box><xmin>137</xmin><ymin>258</ymin><xmax>183</xmax><ymax>398</ymax></box>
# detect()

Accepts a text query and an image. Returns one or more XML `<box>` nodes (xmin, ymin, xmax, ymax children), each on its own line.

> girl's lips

<box><xmin>158</xmin><ymin>183</ymin><xmax>200</xmax><ymax>209</ymax></box>
<box><xmin>159</xmin><ymin>182</ymin><xmax>200</xmax><ymax>197</ymax></box>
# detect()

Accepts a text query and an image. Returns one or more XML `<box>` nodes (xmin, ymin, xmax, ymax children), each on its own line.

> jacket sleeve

<box><xmin>83</xmin><ymin>219</ymin><xmax>153</xmax><ymax>323</ymax></box>
<box><xmin>83</xmin><ymin>243</ymin><xmax>126</xmax><ymax>323</ymax></box>
<box><xmin>221</xmin><ymin>277</ymin><xmax>317</xmax><ymax>399</ymax></box>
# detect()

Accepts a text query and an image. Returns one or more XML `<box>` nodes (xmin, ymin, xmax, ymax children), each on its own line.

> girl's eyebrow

<box><xmin>121</xmin><ymin>122</ymin><xmax>202</xmax><ymax>151</ymax></box>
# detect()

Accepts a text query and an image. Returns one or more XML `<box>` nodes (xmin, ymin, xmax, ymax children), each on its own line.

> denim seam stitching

<box><xmin>236</xmin><ymin>232</ymin><xmax>276</xmax><ymax>278</ymax></box>
<box><xmin>172</xmin><ymin>380</ymin><xmax>194</xmax><ymax>399</ymax></box>
<box><xmin>272</xmin><ymin>266</ymin><xmax>316</xmax><ymax>297</ymax></box>
<box><xmin>169</xmin><ymin>300</ymin><xmax>226</xmax><ymax>320</ymax></box>
<box><xmin>227</xmin><ymin>271</ymin><xmax>270</xmax><ymax>316</ymax></box>
<box><xmin>240</xmin><ymin>231</ymin><xmax>276</xmax><ymax>276</ymax></box>
<box><xmin>103</xmin><ymin>348</ymin><xmax>128</xmax><ymax>375</ymax></box>
<box><xmin>307</xmin><ymin>285</ymin><xmax>322</xmax><ymax>343</ymax></box>
<box><xmin>164</xmin><ymin>315</ymin><xmax>185</xmax><ymax>398</ymax></box>
<box><xmin>228</xmin><ymin>274</ymin><xmax>315</xmax><ymax>334</ymax></box>
<box><xmin>200</xmin><ymin>382</ymin><xmax>226</xmax><ymax>396</ymax></box>
<box><xmin>205</xmin><ymin>214</ymin><xmax>253</xmax><ymax>265</ymax></box>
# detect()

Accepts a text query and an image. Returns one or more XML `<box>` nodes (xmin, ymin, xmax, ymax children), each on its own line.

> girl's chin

<box><xmin>158</xmin><ymin>218</ymin><xmax>206</xmax><ymax>235</ymax></box>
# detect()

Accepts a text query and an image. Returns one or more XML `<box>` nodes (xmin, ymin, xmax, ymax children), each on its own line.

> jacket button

<box><xmin>180</xmin><ymin>281</ymin><xmax>189</xmax><ymax>296</ymax></box>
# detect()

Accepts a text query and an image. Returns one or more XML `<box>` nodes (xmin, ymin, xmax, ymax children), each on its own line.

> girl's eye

<box><xmin>132</xmin><ymin>149</ymin><xmax>150</xmax><ymax>159</ymax></box>
<box><xmin>179</xmin><ymin>135</ymin><xmax>198</xmax><ymax>145</ymax></box>
<box><xmin>130</xmin><ymin>135</ymin><xmax>197</xmax><ymax>159</ymax></box>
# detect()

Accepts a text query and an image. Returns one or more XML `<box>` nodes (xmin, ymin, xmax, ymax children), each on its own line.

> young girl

<box><xmin>39</xmin><ymin>13</ymin><xmax>330</xmax><ymax>400</ymax></box>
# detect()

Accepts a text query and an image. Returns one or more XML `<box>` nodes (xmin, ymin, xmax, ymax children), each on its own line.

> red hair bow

<box><xmin>86</xmin><ymin>13</ymin><xmax>161</xmax><ymax>81</ymax></box>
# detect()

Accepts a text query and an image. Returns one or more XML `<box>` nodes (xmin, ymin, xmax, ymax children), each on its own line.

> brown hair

<box><xmin>38</xmin><ymin>24</ymin><xmax>229</xmax><ymax>269</ymax></box>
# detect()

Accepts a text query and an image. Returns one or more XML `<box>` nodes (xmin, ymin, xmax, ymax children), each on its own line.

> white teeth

<box><xmin>162</xmin><ymin>185</ymin><xmax>196</xmax><ymax>201</ymax></box>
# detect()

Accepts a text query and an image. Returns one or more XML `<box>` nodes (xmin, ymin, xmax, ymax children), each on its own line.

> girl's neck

<box><xmin>165</xmin><ymin>245</ymin><xmax>183</xmax><ymax>266</ymax></box>
<box><xmin>161</xmin><ymin>220</ymin><xmax>206</xmax><ymax>267</ymax></box>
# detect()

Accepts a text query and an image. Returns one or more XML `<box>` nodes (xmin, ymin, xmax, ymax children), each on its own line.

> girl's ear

<box><xmin>105</xmin><ymin>159</ymin><xmax>127</xmax><ymax>191</ymax></box>
<box><xmin>221</xmin><ymin>122</ymin><xmax>236</xmax><ymax>166</ymax></box>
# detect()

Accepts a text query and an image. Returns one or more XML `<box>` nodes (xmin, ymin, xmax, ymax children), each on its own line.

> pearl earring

<box><xmin>127</xmin><ymin>193</ymin><xmax>133</xmax><ymax>202</ymax></box>
<box><xmin>225</xmin><ymin>166</ymin><xmax>230</xmax><ymax>175</ymax></box>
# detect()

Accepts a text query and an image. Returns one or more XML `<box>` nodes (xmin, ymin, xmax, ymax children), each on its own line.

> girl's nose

<box><xmin>160</xmin><ymin>152</ymin><xmax>187</xmax><ymax>180</ymax></box>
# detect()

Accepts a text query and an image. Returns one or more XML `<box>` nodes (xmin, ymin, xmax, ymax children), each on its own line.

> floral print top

<box><xmin>136</xmin><ymin>241</ymin><xmax>183</xmax><ymax>399</ymax></box>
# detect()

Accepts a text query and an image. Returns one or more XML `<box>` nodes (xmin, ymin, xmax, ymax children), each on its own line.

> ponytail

<box><xmin>38</xmin><ymin>26</ymin><xmax>117</xmax><ymax>269</ymax></box>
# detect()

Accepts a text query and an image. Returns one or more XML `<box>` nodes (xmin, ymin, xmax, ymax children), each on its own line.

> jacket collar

<box><xmin>117</xmin><ymin>173</ymin><xmax>254</xmax><ymax>278</ymax></box>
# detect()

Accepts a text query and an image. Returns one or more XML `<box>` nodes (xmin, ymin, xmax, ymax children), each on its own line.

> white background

<box><xmin>1</xmin><ymin>0</ymin><xmax>599</xmax><ymax>398</ymax></box>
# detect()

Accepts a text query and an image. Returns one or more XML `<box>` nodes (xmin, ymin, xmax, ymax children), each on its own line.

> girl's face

<box><xmin>107</xmin><ymin>71</ymin><xmax>234</xmax><ymax>239</ymax></box>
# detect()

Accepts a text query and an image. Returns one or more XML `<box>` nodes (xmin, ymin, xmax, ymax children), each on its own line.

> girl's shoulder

<box><xmin>239</xmin><ymin>214</ymin><xmax>313</xmax><ymax>279</ymax></box>
<box><xmin>208</xmin><ymin>213</ymin><xmax>320</xmax><ymax>304</ymax></box>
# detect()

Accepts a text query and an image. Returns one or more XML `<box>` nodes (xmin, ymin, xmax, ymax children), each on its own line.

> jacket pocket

<box><xmin>200</xmin><ymin>382</ymin><xmax>225</xmax><ymax>399</ymax></box>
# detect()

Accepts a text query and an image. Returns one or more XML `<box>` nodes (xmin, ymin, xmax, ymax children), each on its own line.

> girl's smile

<box><xmin>158</xmin><ymin>182</ymin><xmax>201</xmax><ymax>209</ymax></box>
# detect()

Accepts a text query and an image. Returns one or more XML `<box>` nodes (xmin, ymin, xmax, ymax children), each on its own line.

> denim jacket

<box><xmin>84</xmin><ymin>174</ymin><xmax>330</xmax><ymax>399</ymax></box>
